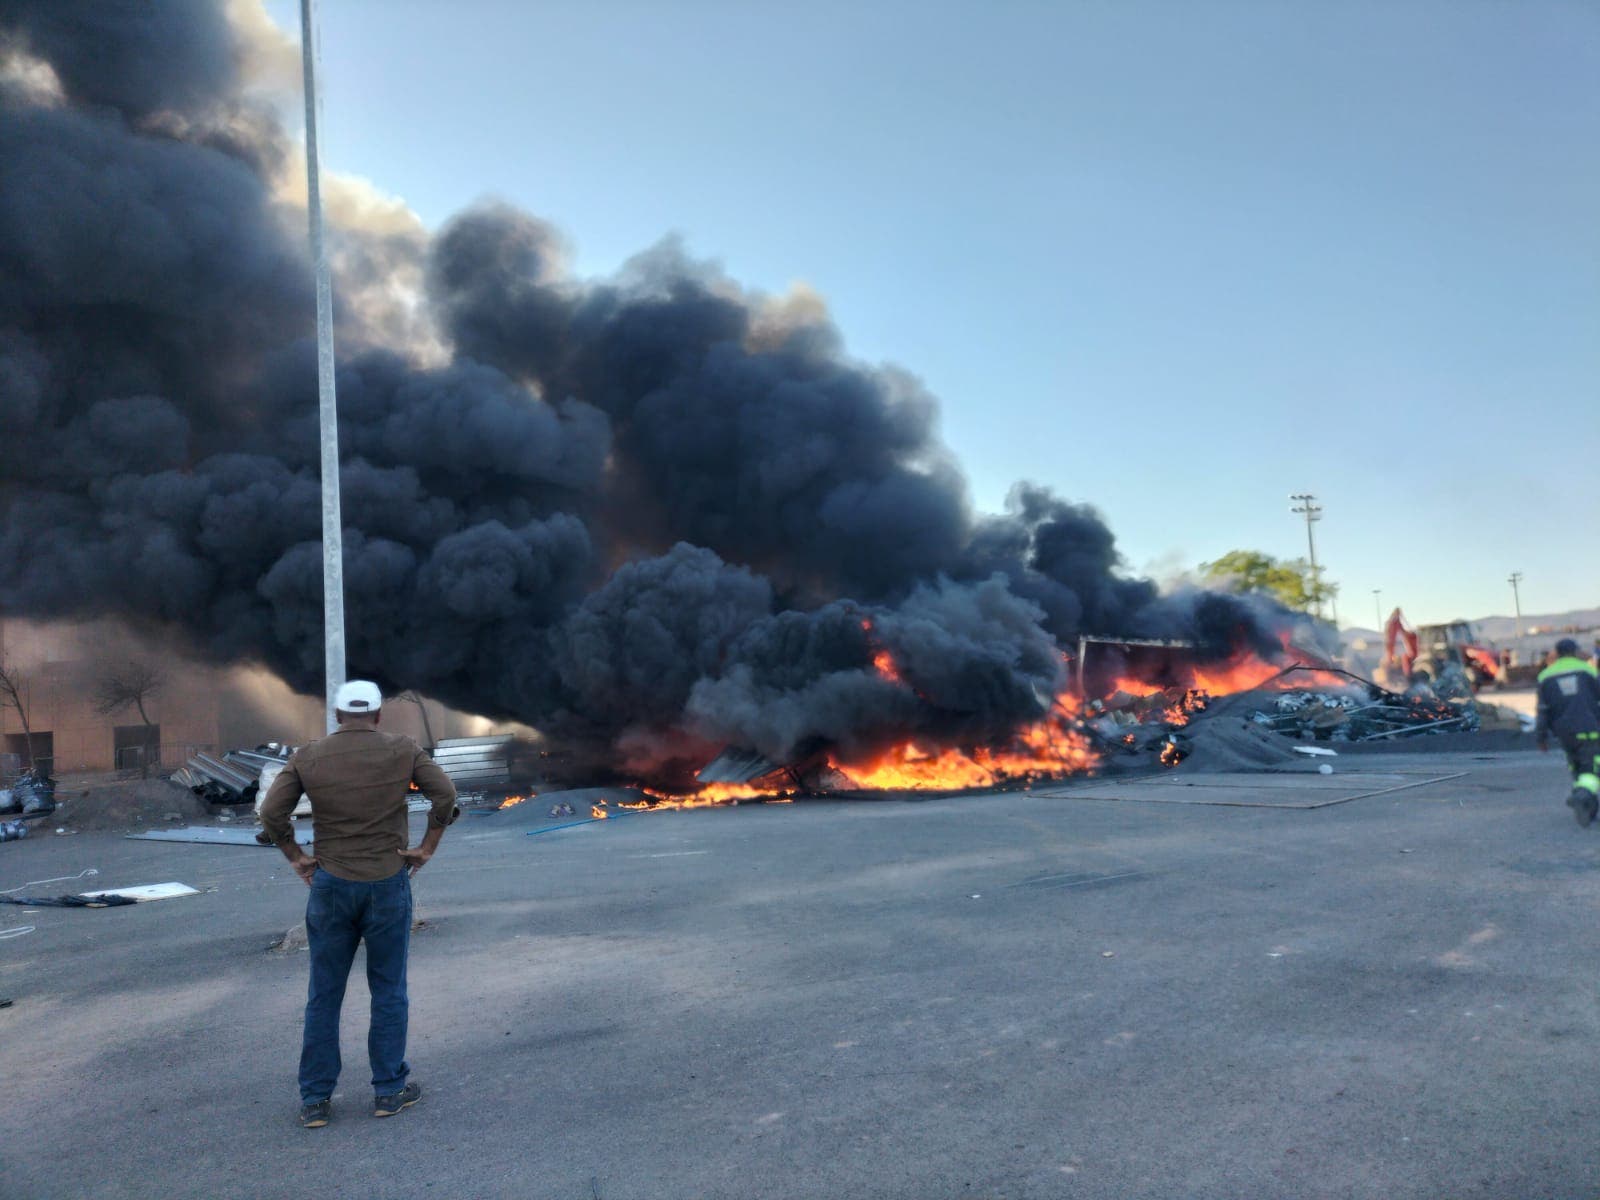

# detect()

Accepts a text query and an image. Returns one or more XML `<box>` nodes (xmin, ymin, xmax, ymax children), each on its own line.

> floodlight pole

<box><xmin>301</xmin><ymin>0</ymin><xmax>346</xmax><ymax>734</ymax></box>
<box><xmin>1372</xmin><ymin>588</ymin><xmax>1382</xmax><ymax>630</ymax></box>
<box><xmin>1508</xmin><ymin>571</ymin><xmax>1524</xmax><ymax>638</ymax></box>
<box><xmin>1289</xmin><ymin>493</ymin><xmax>1323</xmax><ymax>620</ymax></box>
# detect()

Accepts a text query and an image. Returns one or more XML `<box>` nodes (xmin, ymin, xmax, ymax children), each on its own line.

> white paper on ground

<box><xmin>1292</xmin><ymin>746</ymin><xmax>1339</xmax><ymax>757</ymax></box>
<box><xmin>83</xmin><ymin>882</ymin><xmax>201</xmax><ymax>903</ymax></box>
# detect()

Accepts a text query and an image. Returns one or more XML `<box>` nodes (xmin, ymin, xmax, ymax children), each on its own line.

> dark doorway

<box><xmin>5</xmin><ymin>731</ymin><xmax>52</xmax><ymax>775</ymax></box>
<box><xmin>114</xmin><ymin>724</ymin><xmax>161</xmax><ymax>771</ymax></box>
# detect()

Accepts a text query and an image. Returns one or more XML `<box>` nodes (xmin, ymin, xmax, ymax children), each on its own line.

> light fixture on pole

<box><xmin>1289</xmin><ymin>493</ymin><xmax>1323</xmax><ymax>620</ymax></box>
<box><xmin>300</xmin><ymin>0</ymin><xmax>346</xmax><ymax>733</ymax></box>
<box><xmin>1508</xmin><ymin>571</ymin><xmax>1524</xmax><ymax>639</ymax></box>
<box><xmin>1372</xmin><ymin>588</ymin><xmax>1382</xmax><ymax>630</ymax></box>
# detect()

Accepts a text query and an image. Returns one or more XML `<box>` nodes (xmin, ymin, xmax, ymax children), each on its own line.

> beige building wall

<box><xmin>0</xmin><ymin>618</ymin><xmax>501</xmax><ymax>774</ymax></box>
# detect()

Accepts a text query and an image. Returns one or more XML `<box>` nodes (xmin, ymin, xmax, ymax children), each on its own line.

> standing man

<box><xmin>1534</xmin><ymin>640</ymin><xmax>1600</xmax><ymax>827</ymax></box>
<box><xmin>260</xmin><ymin>680</ymin><xmax>458</xmax><ymax>1128</ymax></box>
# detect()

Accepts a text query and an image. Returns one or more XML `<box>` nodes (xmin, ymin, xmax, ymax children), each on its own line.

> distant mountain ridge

<box><xmin>1471</xmin><ymin>610</ymin><xmax>1600</xmax><ymax>641</ymax></box>
<box><xmin>1343</xmin><ymin>608</ymin><xmax>1599</xmax><ymax>641</ymax></box>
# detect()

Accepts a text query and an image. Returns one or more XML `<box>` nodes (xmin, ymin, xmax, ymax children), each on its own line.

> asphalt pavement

<box><xmin>3</xmin><ymin>748</ymin><xmax>1597</xmax><ymax>1200</ymax></box>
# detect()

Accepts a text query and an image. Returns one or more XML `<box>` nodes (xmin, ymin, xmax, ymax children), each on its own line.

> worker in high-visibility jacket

<box><xmin>1536</xmin><ymin>638</ymin><xmax>1600</xmax><ymax>826</ymax></box>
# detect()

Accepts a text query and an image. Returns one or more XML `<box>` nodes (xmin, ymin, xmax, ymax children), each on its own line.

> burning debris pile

<box><xmin>1170</xmin><ymin>663</ymin><xmax>1504</xmax><ymax>745</ymax></box>
<box><xmin>628</xmin><ymin>643</ymin><xmax>1351</xmax><ymax>797</ymax></box>
<box><xmin>1072</xmin><ymin>657</ymin><xmax>1509</xmax><ymax>768</ymax></box>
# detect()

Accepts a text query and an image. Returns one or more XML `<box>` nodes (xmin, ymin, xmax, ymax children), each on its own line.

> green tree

<box><xmin>1199</xmin><ymin>549</ymin><xmax>1338</xmax><ymax>613</ymax></box>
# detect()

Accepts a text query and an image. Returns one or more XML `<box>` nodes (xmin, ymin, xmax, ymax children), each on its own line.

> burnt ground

<box><xmin>3</xmin><ymin>747</ymin><xmax>1598</xmax><ymax>1199</ymax></box>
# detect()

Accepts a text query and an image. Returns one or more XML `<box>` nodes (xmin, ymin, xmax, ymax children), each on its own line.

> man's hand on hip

<box><xmin>292</xmin><ymin>855</ymin><xmax>319</xmax><ymax>886</ymax></box>
<box><xmin>400</xmin><ymin>822</ymin><xmax>447</xmax><ymax>877</ymax></box>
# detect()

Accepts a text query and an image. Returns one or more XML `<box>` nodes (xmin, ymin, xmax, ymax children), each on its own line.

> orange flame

<box><xmin>1106</xmin><ymin>678</ymin><xmax>1166</xmax><ymax>699</ymax></box>
<box><xmin>862</xmin><ymin>618</ymin><xmax>908</xmax><ymax>687</ymax></box>
<box><xmin>829</xmin><ymin>712</ymin><xmax>1097</xmax><ymax>792</ymax></box>
<box><xmin>638</xmin><ymin>783</ymin><xmax>794</xmax><ymax>807</ymax></box>
<box><xmin>1104</xmin><ymin>642</ymin><xmax>1346</xmax><ymax>705</ymax></box>
<box><xmin>1162</xmin><ymin>689</ymin><xmax>1209</xmax><ymax>727</ymax></box>
<box><xmin>498</xmin><ymin>793</ymin><xmax>532</xmax><ymax>810</ymax></box>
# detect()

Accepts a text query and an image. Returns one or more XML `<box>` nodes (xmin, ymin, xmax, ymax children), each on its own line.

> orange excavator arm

<box><xmin>1463</xmin><ymin>645</ymin><xmax>1500</xmax><ymax>680</ymax></box>
<box><xmin>1384</xmin><ymin>608</ymin><xmax>1419</xmax><ymax>675</ymax></box>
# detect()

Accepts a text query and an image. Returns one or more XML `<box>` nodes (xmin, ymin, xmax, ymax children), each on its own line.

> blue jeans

<box><xmin>299</xmin><ymin>868</ymin><xmax>412</xmax><ymax>1104</ymax></box>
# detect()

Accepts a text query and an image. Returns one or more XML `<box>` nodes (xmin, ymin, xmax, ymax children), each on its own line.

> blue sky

<box><xmin>266</xmin><ymin>0</ymin><xmax>1598</xmax><ymax>628</ymax></box>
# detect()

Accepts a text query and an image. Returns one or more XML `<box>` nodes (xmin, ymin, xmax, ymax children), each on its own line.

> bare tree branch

<box><xmin>0</xmin><ymin>657</ymin><xmax>36</xmax><ymax>769</ymax></box>
<box><xmin>94</xmin><ymin>660</ymin><xmax>165</xmax><ymax>720</ymax></box>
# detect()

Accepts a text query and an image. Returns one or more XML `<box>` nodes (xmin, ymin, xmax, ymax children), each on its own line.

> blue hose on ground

<box><xmin>524</xmin><ymin>808</ymin><xmax>649</xmax><ymax>837</ymax></box>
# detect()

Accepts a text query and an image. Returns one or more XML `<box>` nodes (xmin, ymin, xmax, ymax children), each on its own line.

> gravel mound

<box><xmin>47</xmin><ymin>774</ymin><xmax>221</xmax><ymax>832</ymax></box>
<box><xmin>1173</xmin><ymin>716</ymin><xmax>1308</xmax><ymax>774</ymax></box>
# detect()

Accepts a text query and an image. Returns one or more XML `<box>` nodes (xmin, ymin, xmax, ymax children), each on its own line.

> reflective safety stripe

<box><xmin>1578</xmin><ymin>773</ymin><xmax>1600</xmax><ymax>795</ymax></box>
<box><xmin>1538</xmin><ymin>657</ymin><xmax>1599</xmax><ymax>683</ymax></box>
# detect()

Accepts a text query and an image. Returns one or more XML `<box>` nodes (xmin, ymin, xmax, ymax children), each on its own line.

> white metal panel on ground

<box><xmin>127</xmin><ymin>826</ymin><xmax>313</xmax><ymax>845</ymax></box>
<box><xmin>83</xmin><ymin>883</ymin><xmax>200</xmax><ymax>902</ymax></box>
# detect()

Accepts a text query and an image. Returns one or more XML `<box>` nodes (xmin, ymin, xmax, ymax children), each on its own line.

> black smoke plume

<box><xmin>0</xmin><ymin>1</ymin><xmax>1295</xmax><ymax>774</ymax></box>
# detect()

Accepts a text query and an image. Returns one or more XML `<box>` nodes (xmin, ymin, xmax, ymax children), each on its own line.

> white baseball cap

<box><xmin>334</xmin><ymin>680</ymin><xmax>383</xmax><ymax>714</ymax></box>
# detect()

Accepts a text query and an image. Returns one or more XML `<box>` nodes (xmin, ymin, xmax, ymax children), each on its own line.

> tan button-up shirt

<box><xmin>259</xmin><ymin>727</ymin><xmax>458</xmax><ymax>882</ymax></box>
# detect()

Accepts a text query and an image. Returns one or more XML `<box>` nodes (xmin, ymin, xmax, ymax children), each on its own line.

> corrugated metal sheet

<box><xmin>430</xmin><ymin>735</ymin><xmax>514</xmax><ymax>786</ymax></box>
<box><xmin>225</xmin><ymin>748</ymin><xmax>293</xmax><ymax>773</ymax></box>
<box><xmin>190</xmin><ymin>752</ymin><xmax>255</xmax><ymax>793</ymax></box>
<box><xmin>697</xmin><ymin>747</ymin><xmax>781</xmax><ymax>785</ymax></box>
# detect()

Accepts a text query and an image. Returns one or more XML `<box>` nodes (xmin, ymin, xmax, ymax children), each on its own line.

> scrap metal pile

<box><xmin>171</xmin><ymin>746</ymin><xmax>293</xmax><ymax>805</ymax></box>
<box><xmin>1230</xmin><ymin>665</ymin><xmax>1500</xmax><ymax>742</ymax></box>
<box><xmin>1077</xmin><ymin>664</ymin><xmax>1501</xmax><ymax>771</ymax></box>
<box><xmin>1247</xmin><ymin>683</ymin><xmax>1478</xmax><ymax>742</ymax></box>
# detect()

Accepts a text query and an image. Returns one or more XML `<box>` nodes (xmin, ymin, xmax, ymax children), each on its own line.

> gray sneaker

<box><xmin>299</xmin><ymin>1099</ymin><xmax>331</xmax><ymax>1128</ymax></box>
<box><xmin>1567</xmin><ymin>788</ymin><xmax>1597</xmax><ymax>828</ymax></box>
<box><xmin>373</xmin><ymin>1081</ymin><xmax>422</xmax><ymax>1118</ymax></box>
